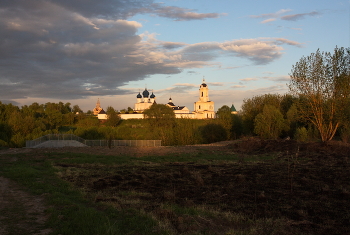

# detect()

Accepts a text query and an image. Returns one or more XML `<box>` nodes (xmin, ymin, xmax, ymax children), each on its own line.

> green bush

<box><xmin>198</xmin><ymin>123</ymin><xmax>227</xmax><ymax>144</ymax></box>
<box><xmin>340</xmin><ymin>125</ymin><xmax>350</xmax><ymax>143</ymax></box>
<box><xmin>294</xmin><ymin>127</ymin><xmax>308</xmax><ymax>142</ymax></box>
<box><xmin>254</xmin><ymin>105</ymin><xmax>289</xmax><ymax>139</ymax></box>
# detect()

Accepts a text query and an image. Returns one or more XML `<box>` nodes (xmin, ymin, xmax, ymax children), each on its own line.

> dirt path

<box><xmin>0</xmin><ymin>176</ymin><xmax>51</xmax><ymax>235</ymax></box>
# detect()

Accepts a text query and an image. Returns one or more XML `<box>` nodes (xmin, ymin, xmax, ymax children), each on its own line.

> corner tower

<box><xmin>93</xmin><ymin>98</ymin><xmax>103</xmax><ymax>115</ymax></box>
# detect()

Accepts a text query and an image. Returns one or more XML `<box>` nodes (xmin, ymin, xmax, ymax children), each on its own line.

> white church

<box><xmin>97</xmin><ymin>80</ymin><xmax>216</xmax><ymax>120</ymax></box>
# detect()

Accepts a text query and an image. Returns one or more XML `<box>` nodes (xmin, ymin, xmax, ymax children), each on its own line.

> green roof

<box><xmin>230</xmin><ymin>104</ymin><xmax>236</xmax><ymax>112</ymax></box>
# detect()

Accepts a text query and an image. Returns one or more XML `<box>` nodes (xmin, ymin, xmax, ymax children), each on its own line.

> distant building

<box><xmin>166</xmin><ymin>97</ymin><xmax>191</xmax><ymax>115</ymax></box>
<box><xmin>230</xmin><ymin>104</ymin><xmax>238</xmax><ymax>114</ymax></box>
<box><xmin>97</xmin><ymin>79</ymin><xmax>217</xmax><ymax>120</ymax></box>
<box><xmin>134</xmin><ymin>88</ymin><xmax>156</xmax><ymax>113</ymax></box>
<box><xmin>193</xmin><ymin>79</ymin><xmax>215</xmax><ymax>119</ymax></box>
<box><xmin>93</xmin><ymin>98</ymin><xmax>103</xmax><ymax>115</ymax></box>
<box><xmin>97</xmin><ymin>109</ymin><xmax>107</xmax><ymax>120</ymax></box>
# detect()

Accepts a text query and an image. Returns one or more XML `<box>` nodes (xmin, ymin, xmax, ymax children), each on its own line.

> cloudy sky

<box><xmin>1</xmin><ymin>0</ymin><xmax>349</xmax><ymax>112</ymax></box>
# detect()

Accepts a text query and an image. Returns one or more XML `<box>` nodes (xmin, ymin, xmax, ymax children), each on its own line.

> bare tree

<box><xmin>289</xmin><ymin>47</ymin><xmax>350</xmax><ymax>142</ymax></box>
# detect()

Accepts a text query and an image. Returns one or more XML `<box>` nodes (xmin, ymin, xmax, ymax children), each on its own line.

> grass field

<box><xmin>0</xmin><ymin>140</ymin><xmax>349</xmax><ymax>234</ymax></box>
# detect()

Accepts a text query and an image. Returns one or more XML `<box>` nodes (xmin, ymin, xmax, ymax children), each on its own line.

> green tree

<box><xmin>173</xmin><ymin>118</ymin><xmax>202</xmax><ymax>145</ymax></box>
<box><xmin>127</xmin><ymin>107</ymin><xmax>134</xmax><ymax>113</ymax></box>
<box><xmin>254</xmin><ymin>105</ymin><xmax>289</xmax><ymax>139</ymax></box>
<box><xmin>340</xmin><ymin>98</ymin><xmax>350</xmax><ymax>142</ymax></box>
<box><xmin>0</xmin><ymin>121</ymin><xmax>11</xmax><ymax>146</ymax></box>
<box><xmin>72</xmin><ymin>105</ymin><xmax>83</xmax><ymax>114</ymax></box>
<box><xmin>143</xmin><ymin>104</ymin><xmax>176</xmax><ymax>145</ymax></box>
<box><xmin>216</xmin><ymin>105</ymin><xmax>233</xmax><ymax>139</ymax></box>
<box><xmin>231</xmin><ymin>114</ymin><xmax>243</xmax><ymax>139</ymax></box>
<box><xmin>105</xmin><ymin>106</ymin><xmax>121</xmax><ymax>127</ymax></box>
<box><xmin>44</xmin><ymin>106</ymin><xmax>63</xmax><ymax>130</ymax></box>
<box><xmin>286</xmin><ymin>103</ymin><xmax>300</xmax><ymax>138</ymax></box>
<box><xmin>143</xmin><ymin>104</ymin><xmax>176</xmax><ymax>128</ymax></box>
<box><xmin>241</xmin><ymin>94</ymin><xmax>283</xmax><ymax>134</ymax></box>
<box><xmin>76</xmin><ymin>116</ymin><xmax>100</xmax><ymax>127</ymax></box>
<box><xmin>289</xmin><ymin>47</ymin><xmax>350</xmax><ymax>142</ymax></box>
<box><xmin>199</xmin><ymin>123</ymin><xmax>227</xmax><ymax>144</ymax></box>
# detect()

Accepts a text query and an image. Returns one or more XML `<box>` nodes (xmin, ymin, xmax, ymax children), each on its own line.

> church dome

<box><xmin>150</xmin><ymin>92</ymin><xmax>155</xmax><ymax>98</ymax></box>
<box><xmin>136</xmin><ymin>92</ymin><xmax>142</xmax><ymax>98</ymax></box>
<box><xmin>142</xmin><ymin>88</ymin><xmax>149</xmax><ymax>98</ymax></box>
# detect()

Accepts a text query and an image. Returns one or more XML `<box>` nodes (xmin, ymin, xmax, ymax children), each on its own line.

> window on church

<box><xmin>199</xmin><ymin>105</ymin><xmax>201</xmax><ymax>109</ymax></box>
<box><xmin>201</xmin><ymin>92</ymin><xmax>203</xmax><ymax>97</ymax></box>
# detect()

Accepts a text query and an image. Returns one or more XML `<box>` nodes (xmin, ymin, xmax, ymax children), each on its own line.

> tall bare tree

<box><xmin>289</xmin><ymin>47</ymin><xmax>350</xmax><ymax>142</ymax></box>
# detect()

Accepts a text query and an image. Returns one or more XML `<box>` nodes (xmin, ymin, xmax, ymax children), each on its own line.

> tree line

<box><xmin>0</xmin><ymin>47</ymin><xmax>349</xmax><ymax>147</ymax></box>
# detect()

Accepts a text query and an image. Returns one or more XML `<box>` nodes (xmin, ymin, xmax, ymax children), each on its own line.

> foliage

<box><xmin>127</xmin><ymin>107</ymin><xmax>134</xmax><ymax>113</ymax></box>
<box><xmin>216</xmin><ymin>105</ymin><xmax>233</xmax><ymax>139</ymax></box>
<box><xmin>76</xmin><ymin>116</ymin><xmax>100</xmax><ymax>127</ymax></box>
<box><xmin>231</xmin><ymin>113</ymin><xmax>243</xmax><ymax>139</ymax></box>
<box><xmin>0</xmin><ymin>101</ymin><xmax>87</xmax><ymax>147</ymax></box>
<box><xmin>105</xmin><ymin>106</ymin><xmax>121</xmax><ymax>127</ymax></box>
<box><xmin>254</xmin><ymin>105</ymin><xmax>289</xmax><ymax>139</ymax></box>
<box><xmin>289</xmin><ymin>47</ymin><xmax>350</xmax><ymax>142</ymax></box>
<box><xmin>143</xmin><ymin>104</ymin><xmax>176</xmax><ymax>145</ymax></box>
<box><xmin>74</xmin><ymin>126</ymin><xmax>105</xmax><ymax>140</ymax></box>
<box><xmin>241</xmin><ymin>94</ymin><xmax>283</xmax><ymax>134</ymax></box>
<box><xmin>198</xmin><ymin>123</ymin><xmax>227</xmax><ymax>144</ymax></box>
<box><xmin>294</xmin><ymin>127</ymin><xmax>308</xmax><ymax>142</ymax></box>
<box><xmin>173</xmin><ymin>118</ymin><xmax>203</xmax><ymax>145</ymax></box>
<box><xmin>72</xmin><ymin>104</ymin><xmax>83</xmax><ymax>114</ymax></box>
<box><xmin>143</xmin><ymin>104</ymin><xmax>176</xmax><ymax>128</ymax></box>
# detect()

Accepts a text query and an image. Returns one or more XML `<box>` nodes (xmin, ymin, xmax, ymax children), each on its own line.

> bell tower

<box><xmin>199</xmin><ymin>78</ymin><xmax>209</xmax><ymax>102</ymax></box>
<box><xmin>193</xmin><ymin>78</ymin><xmax>215</xmax><ymax>119</ymax></box>
<box><xmin>93</xmin><ymin>98</ymin><xmax>103</xmax><ymax>115</ymax></box>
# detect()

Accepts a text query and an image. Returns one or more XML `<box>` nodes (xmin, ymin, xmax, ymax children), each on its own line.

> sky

<box><xmin>0</xmin><ymin>0</ymin><xmax>349</xmax><ymax>112</ymax></box>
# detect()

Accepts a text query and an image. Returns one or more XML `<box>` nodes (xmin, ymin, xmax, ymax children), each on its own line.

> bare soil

<box><xmin>0</xmin><ymin>141</ymin><xmax>234</xmax><ymax>157</ymax></box>
<box><xmin>1</xmin><ymin>139</ymin><xmax>350</xmax><ymax>234</ymax></box>
<box><xmin>0</xmin><ymin>176</ymin><xmax>51</xmax><ymax>235</ymax></box>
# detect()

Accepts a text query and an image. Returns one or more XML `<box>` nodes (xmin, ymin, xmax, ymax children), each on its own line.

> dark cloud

<box><xmin>0</xmin><ymin>0</ymin><xmax>179</xmax><ymax>100</ymax></box>
<box><xmin>161</xmin><ymin>42</ymin><xmax>187</xmax><ymax>50</ymax></box>
<box><xmin>0</xmin><ymin>1</ymin><xmax>298</xmax><ymax>101</ymax></box>
<box><xmin>52</xmin><ymin>0</ymin><xmax>153</xmax><ymax>19</ymax></box>
<box><xmin>250</xmin><ymin>9</ymin><xmax>321</xmax><ymax>24</ymax></box>
<box><xmin>0</xmin><ymin>100</ymin><xmax>21</xmax><ymax>106</ymax></box>
<box><xmin>149</xmin><ymin>4</ymin><xmax>221</xmax><ymax>21</ymax></box>
<box><xmin>187</xmin><ymin>71</ymin><xmax>198</xmax><ymax>74</ymax></box>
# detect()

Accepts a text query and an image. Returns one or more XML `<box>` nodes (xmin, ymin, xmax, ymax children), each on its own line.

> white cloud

<box><xmin>250</xmin><ymin>9</ymin><xmax>292</xmax><ymax>19</ymax></box>
<box><xmin>260</xmin><ymin>18</ymin><xmax>276</xmax><ymax>24</ymax></box>
<box><xmin>231</xmin><ymin>85</ymin><xmax>246</xmax><ymax>88</ymax></box>
<box><xmin>240</xmin><ymin>77</ymin><xmax>258</xmax><ymax>82</ymax></box>
<box><xmin>263</xmin><ymin>75</ymin><xmax>290</xmax><ymax>82</ymax></box>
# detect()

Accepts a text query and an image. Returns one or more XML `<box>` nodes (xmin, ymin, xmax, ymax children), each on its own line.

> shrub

<box><xmin>294</xmin><ymin>127</ymin><xmax>308</xmax><ymax>142</ymax></box>
<box><xmin>198</xmin><ymin>123</ymin><xmax>227</xmax><ymax>144</ymax></box>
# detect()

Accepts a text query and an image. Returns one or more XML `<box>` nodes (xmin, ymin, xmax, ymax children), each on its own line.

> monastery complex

<box><xmin>94</xmin><ymin>80</ymin><xmax>235</xmax><ymax>120</ymax></box>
